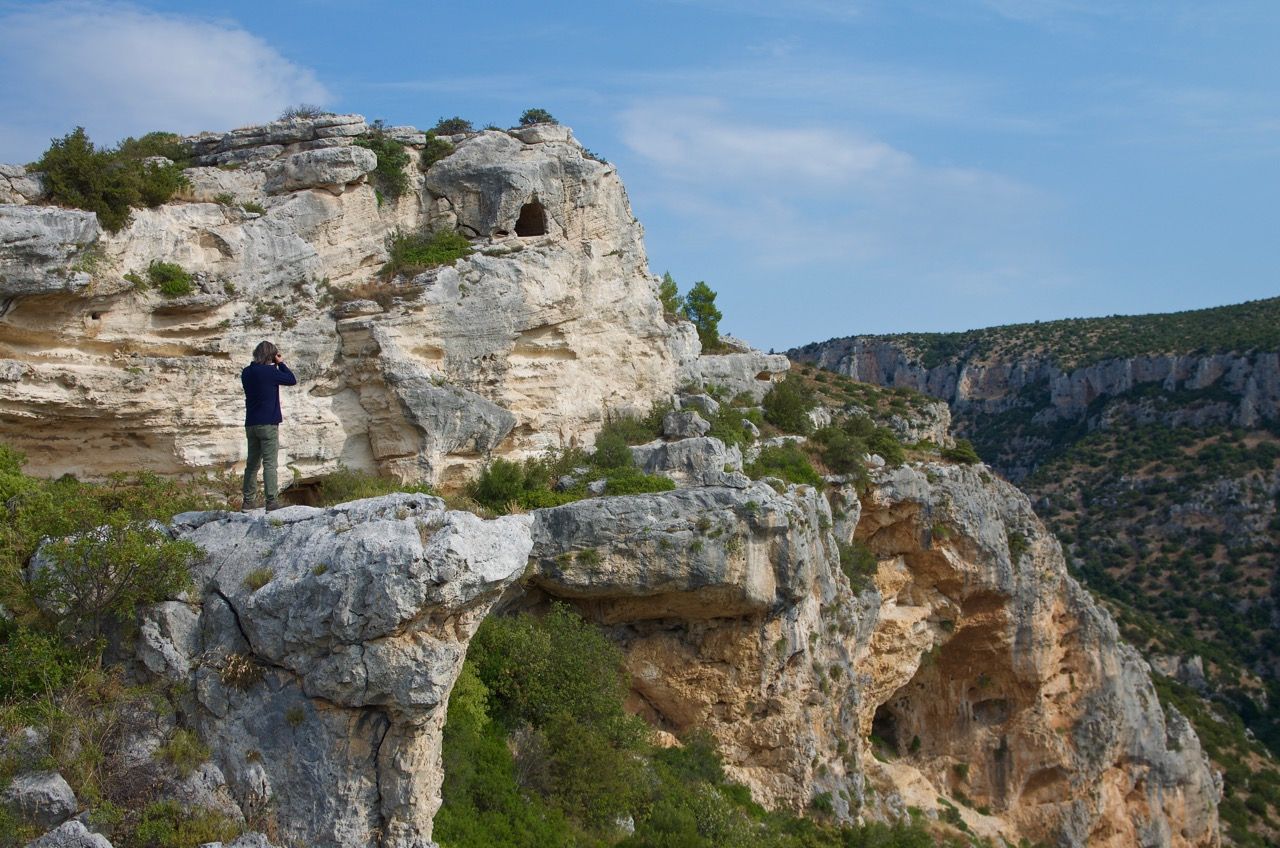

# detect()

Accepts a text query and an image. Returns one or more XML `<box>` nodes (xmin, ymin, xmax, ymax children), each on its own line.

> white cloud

<box><xmin>616</xmin><ymin>98</ymin><xmax>1061</xmax><ymax>344</ymax></box>
<box><xmin>0</xmin><ymin>1</ymin><xmax>329</xmax><ymax>162</ymax></box>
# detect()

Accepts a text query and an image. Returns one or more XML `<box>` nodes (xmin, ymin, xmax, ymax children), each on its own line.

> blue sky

<box><xmin>1</xmin><ymin>0</ymin><xmax>1277</xmax><ymax>349</ymax></box>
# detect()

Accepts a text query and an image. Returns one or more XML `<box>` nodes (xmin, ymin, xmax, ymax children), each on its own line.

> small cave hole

<box><xmin>514</xmin><ymin>201</ymin><xmax>548</xmax><ymax>237</ymax></box>
<box><xmin>871</xmin><ymin>704</ymin><xmax>900</xmax><ymax>757</ymax></box>
<box><xmin>89</xmin><ymin>312</ymin><xmax>102</xmax><ymax>320</ymax></box>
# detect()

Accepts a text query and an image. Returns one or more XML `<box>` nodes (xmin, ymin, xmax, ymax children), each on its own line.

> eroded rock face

<box><xmin>855</xmin><ymin>465</ymin><xmax>1219</xmax><ymax>847</ymax></box>
<box><xmin>0</xmin><ymin>119</ymin><xmax>688</xmax><ymax>486</ymax></box>
<box><xmin>521</xmin><ymin>456</ymin><xmax>1219</xmax><ymax>847</ymax></box>
<box><xmin>148</xmin><ymin>493</ymin><xmax>533</xmax><ymax>848</ymax></box>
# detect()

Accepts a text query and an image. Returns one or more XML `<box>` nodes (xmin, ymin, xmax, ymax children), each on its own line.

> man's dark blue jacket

<box><xmin>241</xmin><ymin>361</ymin><xmax>297</xmax><ymax>426</ymax></box>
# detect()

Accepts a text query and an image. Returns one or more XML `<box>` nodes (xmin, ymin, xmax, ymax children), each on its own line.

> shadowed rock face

<box><xmin>0</xmin><ymin>118</ymin><xmax>694</xmax><ymax>486</ymax></box>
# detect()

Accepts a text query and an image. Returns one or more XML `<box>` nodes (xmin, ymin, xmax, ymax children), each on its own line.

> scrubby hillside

<box><xmin>794</xmin><ymin>302</ymin><xmax>1280</xmax><ymax>845</ymax></box>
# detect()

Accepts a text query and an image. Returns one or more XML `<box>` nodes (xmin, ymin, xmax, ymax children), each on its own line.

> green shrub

<box><xmin>381</xmin><ymin>229</ymin><xmax>473</xmax><ymax>278</ymax></box>
<box><xmin>433</xmin><ymin>116</ymin><xmax>474</xmax><ymax>134</ymax></box>
<box><xmin>762</xmin><ymin>376</ymin><xmax>817</xmax><ymax>435</ymax></box>
<box><xmin>746</xmin><ymin>442</ymin><xmax>823</xmax><ymax>488</ymax></box>
<box><xmin>463</xmin><ymin>605</ymin><xmax>647</xmax><ymax>828</ymax></box>
<box><xmin>838</xmin><ymin>539</ymin><xmax>878</xmax><ymax>591</ymax></box>
<box><xmin>31</xmin><ymin>516</ymin><xmax>200</xmax><ymax>643</ymax></box>
<box><xmin>421</xmin><ymin>131</ymin><xmax>455</xmax><ymax>168</ymax></box>
<box><xmin>1006</xmin><ymin>530</ymin><xmax>1030</xmax><ymax>563</ymax></box>
<box><xmin>144</xmin><ymin>261</ymin><xmax>193</xmax><ymax>297</ymax></box>
<box><xmin>130</xmin><ymin>800</ymin><xmax>240</xmax><ymax>848</ymax></box>
<box><xmin>519</xmin><ymin>108</ymin><xmax>557</xmax><ymax>126</ymax></box>
<box><xmin>36</xmin><ymin>128</ymin><xmax>189</xmax><ymax>232</ymax></box>
<box><xmin>278</xmin><ymin>104</ymin><xmax>329</xmax><ymax>119</ymax></box>
<box><xmin>597</xmin><ymin>466</ymin><xmax>676</xmax><ymax>496</ymax></box>
<box><xmin>680</xmin><ymin>281</ymin><xmax>723</xmax><ymax>351</ymax></box>
<box><xmin>0</xmin><ymin>623</ymin><xmax>82</xmax><ymax>700</ymax></box>
<box><xmin>353</xmin><ymin>122</ymin><xmax>412</xmax><ymax>199</ymax></box>
<box><xmin>212</xmin><ymin>192</ymin><xmax>235</xmax><ymax>206</ymax></box>
<box><xmin>240</xmin><ymin>201</ymin><xmax>265</xmax><ymax>215</ymax></box>
<box><xmin>310</xmin><ymin>466</ymin><xmax>435</xmax><ymax>507</ymax></box>
<box><xmin>469</xmin><ymin>459</ymin><xmax>527</xmax><ymax>513</ymax></box>
<box><xmin>941</xmin><ymin>439</ymin><xmax>982</xmax><ymax>465</ymax></box>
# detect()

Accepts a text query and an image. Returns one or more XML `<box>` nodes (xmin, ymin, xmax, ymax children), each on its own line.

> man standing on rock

<box><xmin>241</xmin><ymin>341</ymin><xmax>297</xmax><ymax>512</ymax></box>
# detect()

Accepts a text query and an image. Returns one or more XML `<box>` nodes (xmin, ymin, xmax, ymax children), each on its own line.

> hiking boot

<box><xmin>265</xmin><ymin>499</ymin><xmax>285</xmax><ymax>512</ymax></box>
<box><xmin>241</xmin><ymin>495</ymin><xmax>260</xmax><ymax>513</ymax></box>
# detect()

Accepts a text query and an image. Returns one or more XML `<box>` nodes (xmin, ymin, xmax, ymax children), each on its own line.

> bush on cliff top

<box><xmin>36</xmin><ymin>128</ymin><xmax>190</xmax><ymax>232</ymax></box>
<box><xmin>353</xmin><ymin>121</ymin><xmax>412</xmax><ymax>200</ymax></box>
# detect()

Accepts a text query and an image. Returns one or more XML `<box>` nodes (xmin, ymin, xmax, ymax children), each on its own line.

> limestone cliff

<box><xmin>120</xmin><ymin>431</ymin><xmax>1218</xmax><ymax>848</ymax></box>
<box><xmin>0</xmin><ymin>116</ymin><xmax>703</xmax><ymax>485</ymax></box>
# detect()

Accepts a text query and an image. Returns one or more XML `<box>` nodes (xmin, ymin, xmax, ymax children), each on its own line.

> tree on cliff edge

<box><xmin>680</xmin><ymin>281</ymin><xmax>723</xmax><ymax>350</ymax></box>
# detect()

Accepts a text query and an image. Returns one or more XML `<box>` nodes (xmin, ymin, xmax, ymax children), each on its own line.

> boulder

<box><xmin>0</xmin><ymin>206</ymin><xmax>100</xmax><ymax>297</ymax></box>
<box><xmin>631</xmin><ymin>437</ymin><xmax>748</xmax><ymax>488</ymax></box>
<box><xmin>264</xmin><ymin>147</ymin><xmax>378</xmax><ymax>194</ymax></box>
<box><xmin>26</xmin><ymin>820</ymin><xmax>114</xmax><ymax>848</ymax></box>
<box><xmin>154</xmin><ymin>494</ymin><xmax>534</xmax><ymax>848</ymax></box>
<box><xmin>662</xmin><ymin>409</ymin><xmax>710</xmax><ymax>439</ymax></box>
<box><xmin>0</xmin><ymin>164</ymin><xmax>46</xmax><ymax>205</ymax></box>
<box><xmin>509</xmin><ymin>124</ymin><xmax>574</xmax><ymax>145</ymax></box>
<box><xmin>676</xmin><ymin>393</ymin><xmax>720</xmax><ymax>418</ymax></box>
<box><xmin>1</xmin><ymin>771</ymin><xmax>77</xmax><ymax>829</ymax></box>
<box><xmin>686</xmin><ymin>351</ymin><xmax>789</xmax><ymax>403</ymax></box>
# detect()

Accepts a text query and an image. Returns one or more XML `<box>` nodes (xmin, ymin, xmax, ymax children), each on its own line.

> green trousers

<box><xmin>243</xmin><ymin>424</ymin><xmax>280</xmax><ymax>503</ymax></box>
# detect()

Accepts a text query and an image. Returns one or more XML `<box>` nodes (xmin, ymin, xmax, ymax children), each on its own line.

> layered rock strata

<box><xmin>0</xmin><ymin>117</ymin><xmax>693</xmax><ymax>485</ymax></box>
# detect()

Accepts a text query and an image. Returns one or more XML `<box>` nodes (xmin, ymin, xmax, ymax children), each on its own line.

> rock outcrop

<box><xmin>0</xmin><ymin>117</ymin><xmax>694</xmax><ymax>485</ymax></box>
<box><xmin>146</xmin><ymin>493</ymin><xmax>533</xmax><ymax>848</ymax></box>
<box><xmin>520</xmin><ymin>459</ymin><xmax>1220</xmax><ymax>847</ymax></box>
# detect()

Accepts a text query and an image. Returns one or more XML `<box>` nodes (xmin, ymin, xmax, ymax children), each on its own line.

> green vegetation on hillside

<box><xmin>436</xmin><ymin>603</ymin><xmax>946</xmax><ymax>848</ymax></box>
<box><xmin>807</xmin><ymin>296</ymin><xmax>1280</xmax><ymax>370</ymax></box>
<box><xmin>468</xmin><ymin>412</ymin><xmax>676</xmax><ymax>513</ymax></box>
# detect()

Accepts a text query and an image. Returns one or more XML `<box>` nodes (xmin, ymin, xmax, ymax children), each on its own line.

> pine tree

<box><xmin>658</xmin><ymin>272</ymin><xmax>680</xmax><ymax>316</ymax></box>
<box><xmin>680</xmin><ymin>281</ymin><xmax>723</xmax><ymax>350</ymax></box>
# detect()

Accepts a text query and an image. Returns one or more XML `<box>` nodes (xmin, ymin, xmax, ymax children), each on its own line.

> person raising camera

<box><xmin>240</xmin><ymin>340</ymin><xmax>297</xmax><ymax>512</ymax></box>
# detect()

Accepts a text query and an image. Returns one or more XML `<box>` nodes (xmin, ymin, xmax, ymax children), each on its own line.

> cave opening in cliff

<box><xmin>871</xmin><ymin>704</ymin><xmax>901</xmax><ymax>756</ymax></box>
<box><xmin>515</xmin><ymin>200</ymin><xmax>548</xmax><ymax>236</ymax></box>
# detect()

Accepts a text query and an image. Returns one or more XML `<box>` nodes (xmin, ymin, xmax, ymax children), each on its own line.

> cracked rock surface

<box><xmin>150</xmin><ymin>493</ymin><xmax>532</xmax><ymax>848</ymax></box>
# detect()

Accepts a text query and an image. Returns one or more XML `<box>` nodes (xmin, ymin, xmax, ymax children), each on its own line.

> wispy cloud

<box><xmin>654</xmin><ymin>0</ymin><xmax>864</xmax><ymax>23</ymax></box>
<box><xmin>0</xmin><ymin>1</ymin><xmax>329</xmax><ymax>162</ymax></box>
<box><xmin>617</xmin><ymin>98</ymin><xmax>1054</xmax><ymax>336</ymax></box>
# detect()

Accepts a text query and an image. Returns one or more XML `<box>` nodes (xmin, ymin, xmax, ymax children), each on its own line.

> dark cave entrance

<box><xmin>515</xmin><ymin>201</ymin><xmax>548</xmax><ymax>237</ymax></box>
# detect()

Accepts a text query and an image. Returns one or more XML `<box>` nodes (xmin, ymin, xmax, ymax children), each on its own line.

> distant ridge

<box><xmin>795</xmin><ymin>295</ymin><xmax>1280</xmax><ymax>370</ymax></box>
